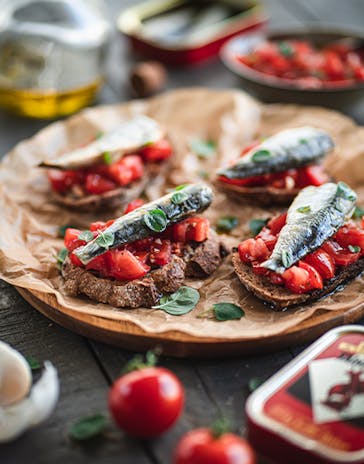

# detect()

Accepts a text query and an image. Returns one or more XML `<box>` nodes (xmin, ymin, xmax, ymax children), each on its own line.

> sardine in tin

<box><xmin>246</xmin><ymin>325</ymin><xmax>364</xmax><ymax>464</ymax></box>
<box><xmin>118</xmin><ymin>0</ymin><xmax>267</xmax><ymax>65</ymax></box>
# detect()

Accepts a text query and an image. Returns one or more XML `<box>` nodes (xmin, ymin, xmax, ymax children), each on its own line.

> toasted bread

<box><xmin>232</xmin><ymin>251</ymin><xmax>364</xmax><ymax>310</ymax></box>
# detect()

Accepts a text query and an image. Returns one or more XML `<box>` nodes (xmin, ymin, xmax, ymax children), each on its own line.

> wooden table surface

<box><xmin>1</xmin><ymin>1</ymin><xmax>364</xmax><ymax>463</ymax></box>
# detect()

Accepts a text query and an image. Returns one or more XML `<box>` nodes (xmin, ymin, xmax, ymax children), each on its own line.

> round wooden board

<box><xmin>16</xmin><ymin>287</ymin><xmax>364</xmax><ymax>358</ymax></box>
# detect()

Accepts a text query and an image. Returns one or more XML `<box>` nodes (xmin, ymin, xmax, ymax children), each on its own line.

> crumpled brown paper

<box><xmin>1</xmin><ymin>88</ymin><xmax>364</xmax><ymax>340</ymax></box>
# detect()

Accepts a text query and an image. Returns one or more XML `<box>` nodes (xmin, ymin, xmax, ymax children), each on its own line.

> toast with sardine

<box><xmin>216</xmin><ymin>126</ymin><xmax>334</xmax><ymax>205</ymax></box>
<box><xmin>59</xmin><ymin>184</ymin><xmax>227</xmax><ymax>308</ymax></box>
<box><xmin>40</xmin><ymin>115</ymin><xmax>173</xmax><ymax>211</ymax></box>
<box><xmin>233</xmin><ymin>182</ymin><xmax>364</xmax><ymax>309</ymax></box>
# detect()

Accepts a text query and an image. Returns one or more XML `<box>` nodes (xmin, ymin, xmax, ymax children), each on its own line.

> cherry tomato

<box><xmin>186</xmin><ymin>217</ymin><xmax>210</xmax><ymax>242</ymax></box>
<box><xmin>120</xmin><ymin>155</ymin><xmax>144</xmax><ymax>179</ymax></box>
<box><xmin>85</xmin><ymin>253</ymin><xmax>109</xmax><ymax>276</ymax></box>
<box><xmin>149</xmin><ymin>240</ymin><xmax>172</xmax><ymax>266</ymax></box>
<box><xmin>334</xmin><ymin>223</ymin><xmax>364</xmax><ymax>250</ymax></box>
<box><xmin>298</xmin><ymin>261</ymin><xmax>323</xmax><ymax>290</ymax></box>
<box><xmin>85</xmin><ymin>173</ymin><xmax>116</xmax><ymax>194</ymax></box>
<box><xmin>139</xmin><ymin>139</ymin><xmax>173</xmax><ymax>162</ymax></box>
<box><xmin>174</xmin><ymin>428</ymin><xmax>256</xmax><ymax>464</ymax></box>
<box><xmin>109</xmin><ymin>367</ymin><xmax>184</xmax><ymax>438</ymax></box>
<box><xmin>256</xmin><ymin>227</ymin><xmax>277</xmax><ymax>250</ymax></box>
<box><xmin>124</xmin><ymin>198</ymin><xmax>144</xmax><ymax>214</ymax></box>
<box><xmin>107</xmin><ymin>249</ymin><xmax>150</xmax><ymax>280</ymax></box>
<box><xmin>69</xmin><ymin>252</ymin><xmax>83</xmax><ymax>267</ymax></box>
<box><xmin>107</xmin><ymin>163</ymin><xmax>133</xmax><ymax>187</ymax></box>
<box><xmin>322</xmin><ymin>240</ymin><xmax>361</xmax><ymax>266</ymax></box>
<box><xmin>48</xmin><ymin>169</ymin><xmax>85</xmax><ymax>193</ymax></box>
<box><xmin>282</xmin><ymin>265</ymin><xmax>312</xmax><ymax>294</ymax></box>
<box><xmin>64</xmin><ymin>228</ymin><xmax>85</xmax><ymax>252</ymax></box>
<box><xmin>267</xmin><ymin>213</ymin><xmax>287</xmax><ymax>235</ymax></box>
<box><xmin>238</xmin><ymin>238</ymin><xmax>270</xmax><ymax>263</ymax></box>
<box><xmin>303</xmin><ymin>249</ymin><xmax>335</xmax><ymax>279</ymax></box>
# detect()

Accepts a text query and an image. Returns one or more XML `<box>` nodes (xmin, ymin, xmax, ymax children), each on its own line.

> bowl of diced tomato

<box><xmin>220</xmin><ymin>25</ymin><xmax>364</xmax><ymax>108</ymax></box>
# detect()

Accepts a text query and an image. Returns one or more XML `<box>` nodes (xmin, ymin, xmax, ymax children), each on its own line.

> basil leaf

<box><xmin>213</xmin><ymin>303</ymin><xmax>244</xmax><ymax>321</ymax></box>
<box><xmin>95</xmin><ymin>231</ymin><xmax>114</xmax><ymax>249</ymax></box>
<box><xmin>282</xmin><ymin>250</ymin><xmax>293</xmax><ymax>268</ymax></box>
<box><xmin>57</xmin><ymin>248</ymin><xmax>68</xmax><ymax>266</ymax></box>
<box><xmin>337</xmin><ymin>181</ymin><xmax>357</xmax><ymax>201</ymax></box>
<box><xmin>249</xmin><ymin>218</ymin><xmax>267</xmax><ymax>236</ymax></box>
<box><xmin>58</xmin><ymin>224</ymin><xmax>74</xmax><ymax>239</ymax></box>
<box><xmin>190</xmin><ymin>139</ymin><xmax>216</xmax><ymax>159</ymax></box>
<box><xmin>95</xmin><ymin>131</ymin><xmax>104</xmax><ymax>140</ymax></box>
<box><xmin>143</xmin><ymin>209</ymin><xmax>167</xmax><ymax>232</ymax></box>
<box><xmin>251</xmin><ymin>149</ymin><xmax>271</xmax><ymax>162</ymax></box>
<box><xmin>278</xmin><ymin>41</ymin><xmax>294</xmax><ymax>57</ymax></box>
<box><xmin>26</xmin><ymin>356</ymin><xmax>41</xmax><ymax>371</ymax></box>
<box><xmin>175</xmin><ymin>184</ymin><xmax>188</xmax><ymax>191</ymax></box>
<box><xmin>348</xmin><ymin>245</ymin><xmax>360</xmax><ymax>253</ymax></box>
<box><xmin>152</xmin><ymin>286</ymin><xmax>200</xmax><ymax>315</ymax></box>
<box><xmin>78</xmin><ymin>230</ymin><xmax>94</xmax><ymax>242</ymax></box>
<box><xmin>103</xmin><ymin>151</ymin><xmax>113</xmax><ymax>165</ymax></box>
<box><xmin>248</xmin><ymin>377</ymin><xmax>264</xmax><ymax>392</ymax></box>
<box><xmin>299</xmin><ymin>138</ymin><xmax>308</xmax><ymax>144</ymax></box>
<box><xmin>171</xmin><ymin>191</ymin><xmax>188</xmax><ymax>205</ymax></box>
<box><xmin>297</xmin><ymin>206</ymin><xmax>311</xmax><ymax>214</ymax></box>
<box><xmin>69</xmin><ymin>414</ymin><xmax>107</xmax><ymax>441</ymax></box>
<box><xmin>353</xmin><ymin>206</ymin><xmax>364</xmax><ymax>219</ymax></box>
<box><xmin>216</xmin><ymin>216</ymin><xmax>239</xmax><ymax>233</ymax></box>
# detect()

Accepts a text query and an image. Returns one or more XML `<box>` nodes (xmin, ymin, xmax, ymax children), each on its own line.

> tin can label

<box><xmin>264</xmin><ymin>333</ymin><xmax>364</xmax><ymax>452</ymax></box>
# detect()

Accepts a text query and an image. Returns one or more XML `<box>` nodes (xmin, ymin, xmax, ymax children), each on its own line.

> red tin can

<box><xmin>117</xmin><ymin>0</ymin><xmax>267</xmax><ymax>65</ymax></box>
<box><xmin>246</xmin><ymin>325</ymin><xmax>364</xmax><ymax>464</ymax></box>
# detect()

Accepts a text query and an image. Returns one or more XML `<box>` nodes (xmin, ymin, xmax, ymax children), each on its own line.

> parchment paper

<box><xmin>1</xmin><ymin>87</ymin><xmax>364</xmax><ymax>340</ymax></box>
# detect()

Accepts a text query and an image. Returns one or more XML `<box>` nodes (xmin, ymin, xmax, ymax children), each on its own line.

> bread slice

<box><xmin>52</xmin><ymin>163</ymin><xmax>165</xmax><ymax>212</ymax></box>
<box><xmin>232</xmin><ymin>251</ymin><xmax>364</xmax><ymax>310</ymax></box>
<box><xmin>62</xmin><ymin>232</ymin><xmax>227</xmax><ymax>308</ymax></box>
<box><xmin>215</xmin><ymin>180</ymin><xmax>298</xmax><ymax>206</ymax></box>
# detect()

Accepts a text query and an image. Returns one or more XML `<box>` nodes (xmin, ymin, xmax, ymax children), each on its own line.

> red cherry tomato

<box><xmin>334</xmin><ymin>223</ymin><xmax>364</xmax><ymax>251</ymax></box>
<box><xmin>120</xmin><ymin>155</ymin><xmax>144</xmax><ymax>179</ymax></box>
<box><xmin>124</xmin><ymin>198</ymin><xmax>144</xmax><ymax>214</ymax></box>
<box><xmin>107</xmin><ymin>163</ymin><xmax>133</xmax><ymax>187</ymax></box>
<box><xmin>322</xmin><ymin>240</ymin><xmax>361</xmax><ymax>266</ymax></box>
<box><xmin>267</xmin><ymin>213</ymin><xmax>287</xmax><ymax>235</ymax></box>
<box><xmin>48</xmin><ymin>169</ymin><xmax>85</xmax><ymax>193</ymax></box>
<box><xmin>64</xmin><ymin>228</ymin><xmax>85</xmax><ymax>252</ymax></box>
<box><xmin>149</xmin><ymin>240</ymin><xmax>172</xmax><ymax>266</ymax></box>
<box><xmin>282</xmin><ymin>265</ymin><xmax>312</xmax><ymax>294</ymax></box>
<box><xmin>238</xmin><ymin>238</ymin><xmax>270</xmax><ymax>263</ymax></box>
<box><xmin>109</xmin><ymin>367</ymin><xmax>184</xmax><ymax>438</ymax></box>
<box><xmin>85</xmin><ymin>173</ymin><xmax>116</xmax><ymax>194</ymax></box>
<box><xmin>69</xmin><ymin>252</ymin><xmax>83</xmax><ymax>267</ymax></box>
<box><xmin>174</xmin><ymin>428</ymin><xmax>256</xmax><ymax>464</ymax></box>
<box><xmin>85</xmin><ymin>253</ymin><xmax>109</xmax><ymax>276</ymax></box>
<box><xmin>256</xmin><ymin>227</ymin><xmax>277</xmax><ymax>250</ymax></box>
<box><xmin>298</xmin><ymin>261</ymin><xmax>323</xmax><ymax>290</ymax></box>
<box><xmin>139</xmin><ymin>139</ymin><xmax>173</xmax><ymax>162</ymax></box>
<box><xmin>107</xmin><ymin>249</ymin><xmax>150</xmax><ymax>280</ymax></box>
<box><xmin>186</xmin><ymin>217</ymin><xmax>210</xmax><ymax>242</ymax></box>
<box><xmin>303</xmin><ymin>249</ymin><xmax>335</xmax><ymax>279</ymax></box>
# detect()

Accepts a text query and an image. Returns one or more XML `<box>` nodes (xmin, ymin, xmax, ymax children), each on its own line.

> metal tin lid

<box><xmin>247</xmin><ymin>325</ymin><xmax>364</xmax><ymax>463</ymax></box>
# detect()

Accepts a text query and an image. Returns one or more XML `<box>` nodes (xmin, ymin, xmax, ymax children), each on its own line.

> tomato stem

<box><xmin>122</xmin><ymin>347</ymin><xmax>162</xmax><ymax>373</ymax></box>
<box><xmin>211</xmin><ymin>417</ymin><xmax>231</xmax><ymax>439</ymax></box>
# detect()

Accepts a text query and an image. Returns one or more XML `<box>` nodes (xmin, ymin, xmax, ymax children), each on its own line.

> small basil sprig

<box><xmin>336</xmin><ymin>181</ymin><xmax>357</xmax><ymax>201</ymax></box>
<box><xmin>152</xmin><ymin>286</ymin><xmax>200</xmax><ymax>315</ymax></box>
<box><xmin>213</xmin><ymin>303</ymin><xmax>244</xmax><ymax>321</ymax></box>
<box><xmin>56</xmin><ymin>248</ymin><xmax>68</xmax><ymax>266</ymax></box>
<box><xmin>78</xmin><ymin>230</ymin><xmax>94</xmax><ymax>242</ymax></box>
<box><xmin>353</xmin><ymin>206</ymin><xmax>364</xmax><ymax>219</ymax></box>
<box><xmin>95</xmin><ymin>231</ymin><xmax>114</xmax><ymax>249</ymax></box>
<box><xmin>278</xmin><ymin>41</ymin><xmax>294</xmax><ymax>57</ymax></box>
<box><xmin>171</xmin><ymin>191</ymin><xmax>188</xmax><ymax>205</ymax></box>
<box><xmin>103</xmin><ymin>151</ymin><xmax>113</xmax><ymax>165</ymax></box>
<box><xmin>297</xmin><ymin>206</ymin><xmax>311</xmax><ymax>214</ymax></box>
<box><xmin>69</xmin><ymin>414</ymin><xmax>107</xmax><ymax>441</ymax></box>
<box><xmin>190</xmin><ymin>139</ymin><xmax>216</xmax><ymax>159</ymax></box>
<box><xmin>144</xmin><ymin>209</ymin><xmax>167</xmax><ymax>232</ymax></box>
<box><xmin>251</xmin><ymin>149</ymin><xmax>271</xmax><ymax>162</ymax></box>
<box><xmin>349</xmin><ymin>245</ymin><xmax>360</xmax><ymax>253</ymax></box>
<box><xmin>281</xmin><ymin>250</ymin><xmax>293</xmax><ymax>268</ymax></box>
<box><xmin>216</xmin><ymin>216</ymin><xmax>239</xmax><ymax>234</ymax></box>
<box><xmin>249</xmin><ymin>218</ymin><xmax>267</xmax><ymax>236</ymax></box>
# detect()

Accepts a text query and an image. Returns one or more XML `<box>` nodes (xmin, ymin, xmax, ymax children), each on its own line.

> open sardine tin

<box><xmin>118</xmin><ymin>0</ymin><xmax>267</xmax><ymax>65</ymax></box>
<box><xmin>247</xmin><ymin>325</ymin><xmax>364</xmax><ymax>464</ymax></box>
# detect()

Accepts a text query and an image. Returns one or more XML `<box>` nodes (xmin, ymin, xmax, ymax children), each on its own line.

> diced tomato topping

<box><xmin>298</xmin><ymin>261</ymin><xmax>323</xmax><ymax>290</ymax></box>
<box><xmin>267</xmin><ymin>213</ymin><xmax>287</xmax><ymax>235</ymax></box>
<box><xmin>218</xmin><ymin>174</ymin><xmax>268</xmax><ymax>187</ymax></box>
<box><xmin>323</xmin><ymin>240</ymin><xmax>361</xmax><ymax>266</ymax></box>
<box><xmin>334</xmin><ymin>223</ymin><xmax>364</xmax><ymax>251</ymax></box>
<box><xmin>86</xmin><ymin>253</ymin><xmax>109</xmax><ymax>276</ymax></box>
<box><xmin>282</xmin><ymin>266</ymin><xmax>312</xmax><ymax>294</ymax></box>
<box><xmin>124</xmin><ymin>198</ymin><xmax>144</xmax><ymax>214</ymax></box>
<box><xmin>149</xmin><ymin>240</ymin><xmax>172</xmax><ymax>266</ymax></box>
<box><xmin>70</xmin><ymin>252</ymin><xmax>83</xmax><ymax>267</ymax></box>
<box><xmin>303</xmin><ymin>249</ymin><xmax>335</xmax><ymax>279</ymax></box>
<box><xmin>85</xmin><ymin>173</ymin><xmax>117</xmax><ymax>194</ymax></box>
<box><xmin>90</xmin><ymin>221</ymin><xmax>107</xmax><ymax>232</ymax></box>
<box><xmin>107</xmin><ymin>249</ymin><xmax>150</xmax><ymax>280</ymax></box>
<box><xmin>270</xmin><ymin>273</ymin><xmax>285</xmax><ymax>285</ymax></box>
<box><xmin>64</xmin><ymin>228</ymin><xmax>85</xmax><ymax>252</ymax></box>
<box><xmin>296</xmin><ymin>165</ymin><xmax>329</xmax><ymax>187</ymax></box>
<box><xmin>252</xmin><ymin>262</ymin><xmax>270</xmax><ymax>276</ymax></box>
<box><xmin>139</xmin><ymin>139</ymin><xmax>172</xmax><ymax>162</ymax></box>
<box><xmin>48</xmin><ymin>169</ymin><xmax>85</xmax><ymax>193</ymax></box>
<box><xmin>238</xmin><ymin>238</ymin><xmax>270</xmax><ymax>263</ymax></box>
<box><xmin>108</xmin><ymin>163</ymin><xmax>133</xmax><ymax>187</ymax></box>
<box><xmin>186</xmin><ymin>217</ymin><xmax>210</xmax><ymax>242</ymax></box>
<box><xmin>256</xmin><ymin>227</ymin><xmax>277</xmax><ymax>250</ymax></box>
<box><xmin>121</xmin><ymin>155</ymin><xmax>144</xmax><ymax>179</ymax></box>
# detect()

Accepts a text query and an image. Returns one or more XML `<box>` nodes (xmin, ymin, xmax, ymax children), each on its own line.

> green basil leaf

<box><xmin>152</xmin><ymin>286</ymin><xmax>200</xmax><ymax>315</ymax></box>
<box><xmin>248</xmin><ymin>377</ymin><xmax>264</xmax><ymax>392</ymax></box>
<box><xmin>26</xmin><ymin>356</ymin><xmax>42</xmax><ymax>371</ymax></box>
<box><xmin>297</xmin><ymin>206</ymin><xmax>311</xmax><ymax>214</ymax></box>
<box><xmin>190</xmin><ymin>139</ymin><xmax>216</xmax><ymax>159</ymax></box>
<box><xmin>249</xmin><ymin>218</ymin><xmax>267</xmax><ymax>236</ymax></box>
<box><xmin>353</xmin><ymin>206</ymin><xmax>364</xmax><ymax>219</ymax></box>
<box><xmin>143</xmin><ymin>209</ymin><xmax>167</xmax><ymax>232</ymax></box>
<box><xmin>78</xmin><ymin>230</ymin><xmax>94</xmax><ymax>242</ymax></box>
<box><xmin>213</xmin><ymin>303</ymin><xmax>244</xmax><ymax>321</ymax></box>
<box><xmin>278</xmin><ymin>41</ymin><xmax>294</xmax><ymax>57</ymax></box>
<box><xmin>69</xmin><ymin>414</ymin><xmax>107</xmax><ymax>441</ymax></box>
<box><xmin>95</xmin><ymin>231</ymin><xmax>114</xmax><ymax>249</ymax></box>
<box><xmin>175</xmin><ymin>184</ymin><xmax>188</xmax><ymax>191</ymax></box>
<box><xmin>337</xmin><ymin>181</ymin><xmax>357</xmax><ymax>201</ymax></box>
<box><xmin>171</xmin><ymin>191</ymin><xmax>189</xmax><ymax>205</ymax></box>
<box><xmin>103</xmin><ymin>151</ymin><xmax>113</xmax><ymax>165</ymax></box>
<box><xmin>348</xmin><ymin>245</ymin><xmax>361</xmax><ymax>253</ymax></box>
<box><xmin>251</xmin><ymin>149</ymin><xmax>271</xmax><ymax>162</ymax></box>
<box><xmin>299</xmin><ymin>138</ymin><xmax>308</xmax><ymax>144</ymax></box>
<box><xmin>282</xmin><ymin>250</ymin><xmax>293</xmax><ymax>268</ymax></box>
<box><xmin>58</xmin><ymin>224</ymin><xmax>74</xmax><ymax>239</ymax></box>
<box><xmin>216</xmin><ymin>216</ymin><xmax>239</xmax><ymax>233</ymax></box>
<box><xmin>95</xmin><ymin>131</ymin><xmax>104</xmax><ymax>140</ymax></box>
<box><xmin>57</xmin><ymin>247</ymin><xmax>68</xmax><ymax>266</ymax></box>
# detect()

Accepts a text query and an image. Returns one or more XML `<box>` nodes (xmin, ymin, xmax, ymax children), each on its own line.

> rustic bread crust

<box><xmin>62</xmin><ymin>232</ymin><xmax>226</xmax><ymax>308</ymax></box>
<box><xmin>215</xmin><ymin>179</ymin><xmax>299</xmax><ymax>206</ymax></box>
<box><xmin>232</xmin><ymin>251</ymin><xmax>364</xmax><ymax>310</ymax></box>
<box><xmin>52</xmin><ymin>163</ymin><xmax>166</xmax><ymax>212</ymax></box>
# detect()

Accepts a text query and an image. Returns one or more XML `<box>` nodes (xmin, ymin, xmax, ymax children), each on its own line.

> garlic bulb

<box><xmin>0</xmin><ymin>341</ymin><xmax>59</xmax><ymax>442</ymax></box>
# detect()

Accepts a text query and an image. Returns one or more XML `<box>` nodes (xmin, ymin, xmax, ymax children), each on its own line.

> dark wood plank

<box><xmin>0</xmin><ymin>281</ymin><xmax>152</xmax><ymax>464</ymax></box>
